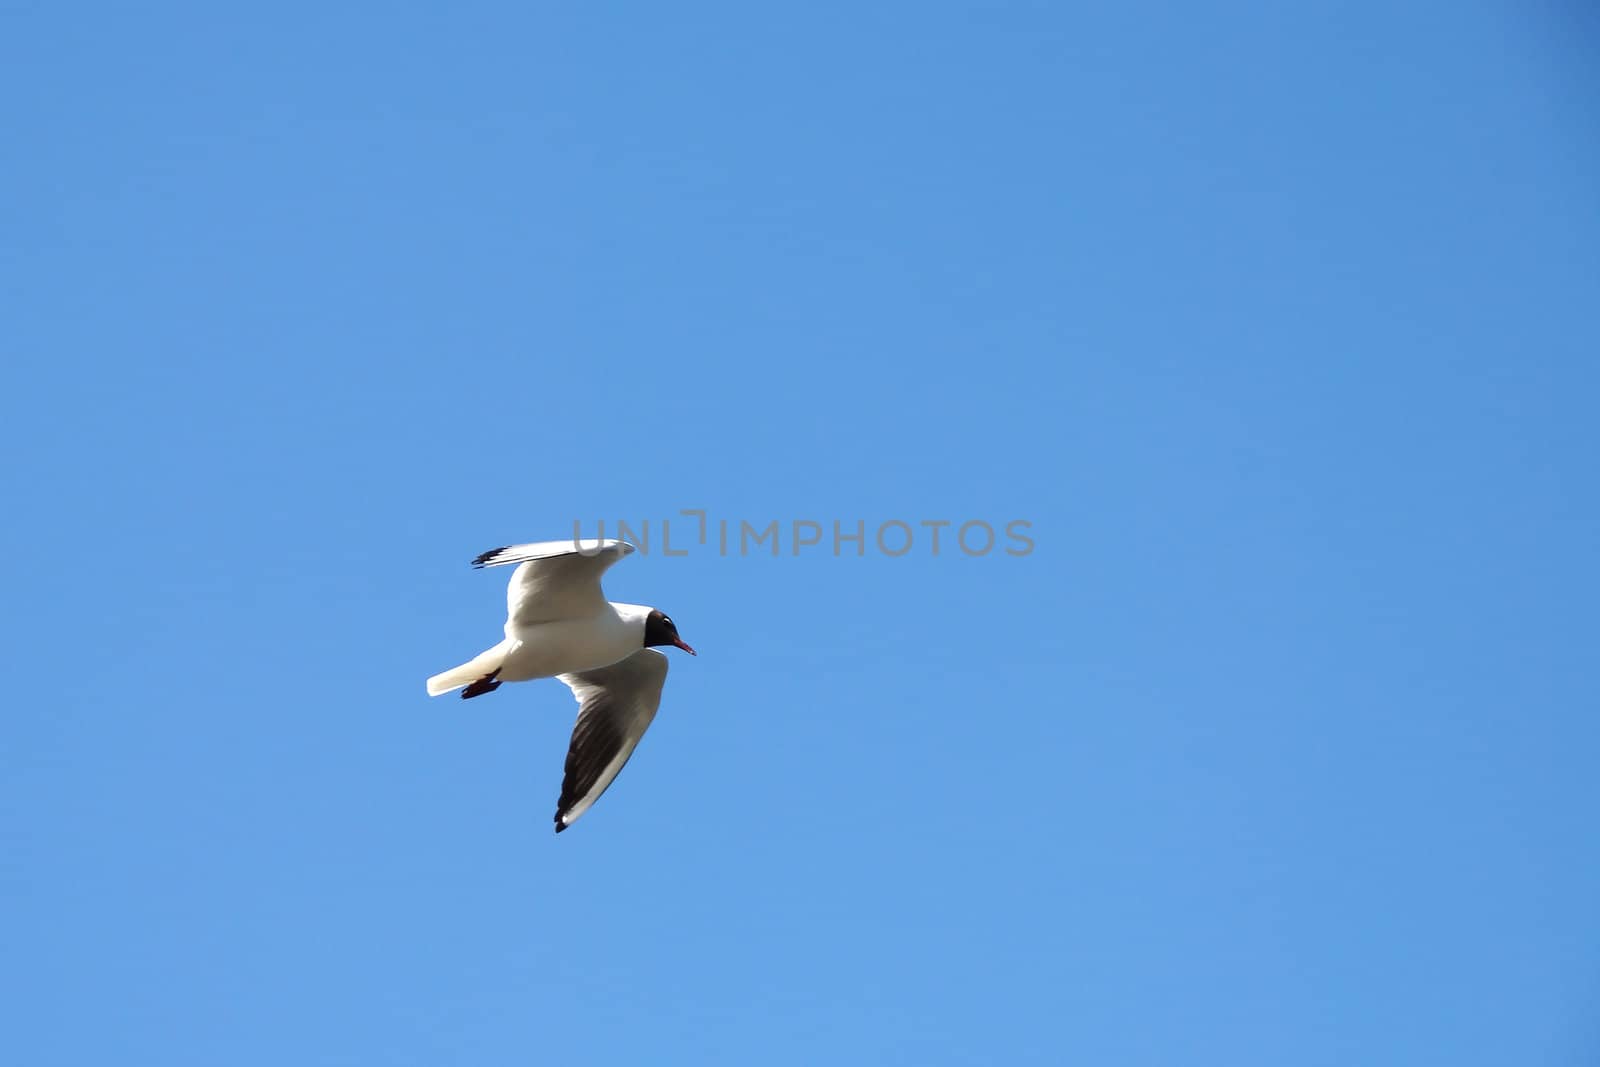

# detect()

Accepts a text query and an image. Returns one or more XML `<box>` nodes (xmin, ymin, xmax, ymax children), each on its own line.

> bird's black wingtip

<box><xmin>554</xmin><ymin>818</ymin><xmax>568</xmax><ymax>834</ymax></box>
<box><xmin>470</xmin><ymin>545</ymin><xmax>511</xmax><ymax>568</ymax></box>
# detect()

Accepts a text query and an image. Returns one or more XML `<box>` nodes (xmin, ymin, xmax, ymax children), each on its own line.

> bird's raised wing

<box><xmin>472</xmin><ymin>539</ymin><xmax>634</xmax><ymax>628</ymax></box>
<box><xmin>552</xmin><ymin>648</ymin><xmax>670</xmax><ymax>832</ymax></box>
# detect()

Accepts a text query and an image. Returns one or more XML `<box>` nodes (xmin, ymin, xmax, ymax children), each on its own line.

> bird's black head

<box><xmin>644</xmin><ymin>609</ymin><xmax>697</xmax><ymax>655</ymax></box>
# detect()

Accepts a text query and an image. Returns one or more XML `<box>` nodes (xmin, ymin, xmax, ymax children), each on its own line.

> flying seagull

<box><xmin>426</xmin><ymin>539</ymin><xmax>695</xmax><ymax>832</ymax></box>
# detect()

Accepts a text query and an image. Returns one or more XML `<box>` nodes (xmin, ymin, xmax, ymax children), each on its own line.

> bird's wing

<box><xmin>552</xmin><ymin>648</ymin><xmax>670</xmax><ymax>832</ymax></box>
<box><xmin>472</xmin><ymin>539</ymin><xmax>635</xmax><ymax>628</ymax></box>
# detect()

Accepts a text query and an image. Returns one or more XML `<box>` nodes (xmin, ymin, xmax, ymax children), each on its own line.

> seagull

<box><xmin>425</xmin><ymin>538</ymin><xmax>696</xmax><ymax>832</ymax></box>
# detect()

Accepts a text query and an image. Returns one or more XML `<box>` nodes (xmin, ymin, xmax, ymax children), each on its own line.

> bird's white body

<box><xmin>426</xmin><ymin>605</ymin><xmax>651</xmax><ymax>695</ymax></box>
<box><xmin>510</xmin><ymin>603</ymin><xmax>652</xmax><ymax>682</ymax></box>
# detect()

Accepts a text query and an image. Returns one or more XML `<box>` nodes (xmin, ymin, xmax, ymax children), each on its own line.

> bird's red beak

<box><xmin>673</xmin><ymin>638</ymin><xmax>697</xmax><ymax>656</ymax></box>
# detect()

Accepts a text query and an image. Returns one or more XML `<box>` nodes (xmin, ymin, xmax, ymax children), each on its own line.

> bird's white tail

<box><xmin>426</xmin><ymin>641</ymin><xmax>511</xmax><ymax>696</ymax></box>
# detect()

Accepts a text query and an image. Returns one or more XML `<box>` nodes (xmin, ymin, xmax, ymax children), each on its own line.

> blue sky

<box><xmin>3</xmin><ymin>2</ymin><xmax>1597</xmax><ymax>1064</ymax></box>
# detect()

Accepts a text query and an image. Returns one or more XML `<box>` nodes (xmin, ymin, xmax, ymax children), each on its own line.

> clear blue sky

<box><xmin>4</xmin><ymin>3</ymin><xmax>1597</xmax><ymax>1064</ymax></box>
